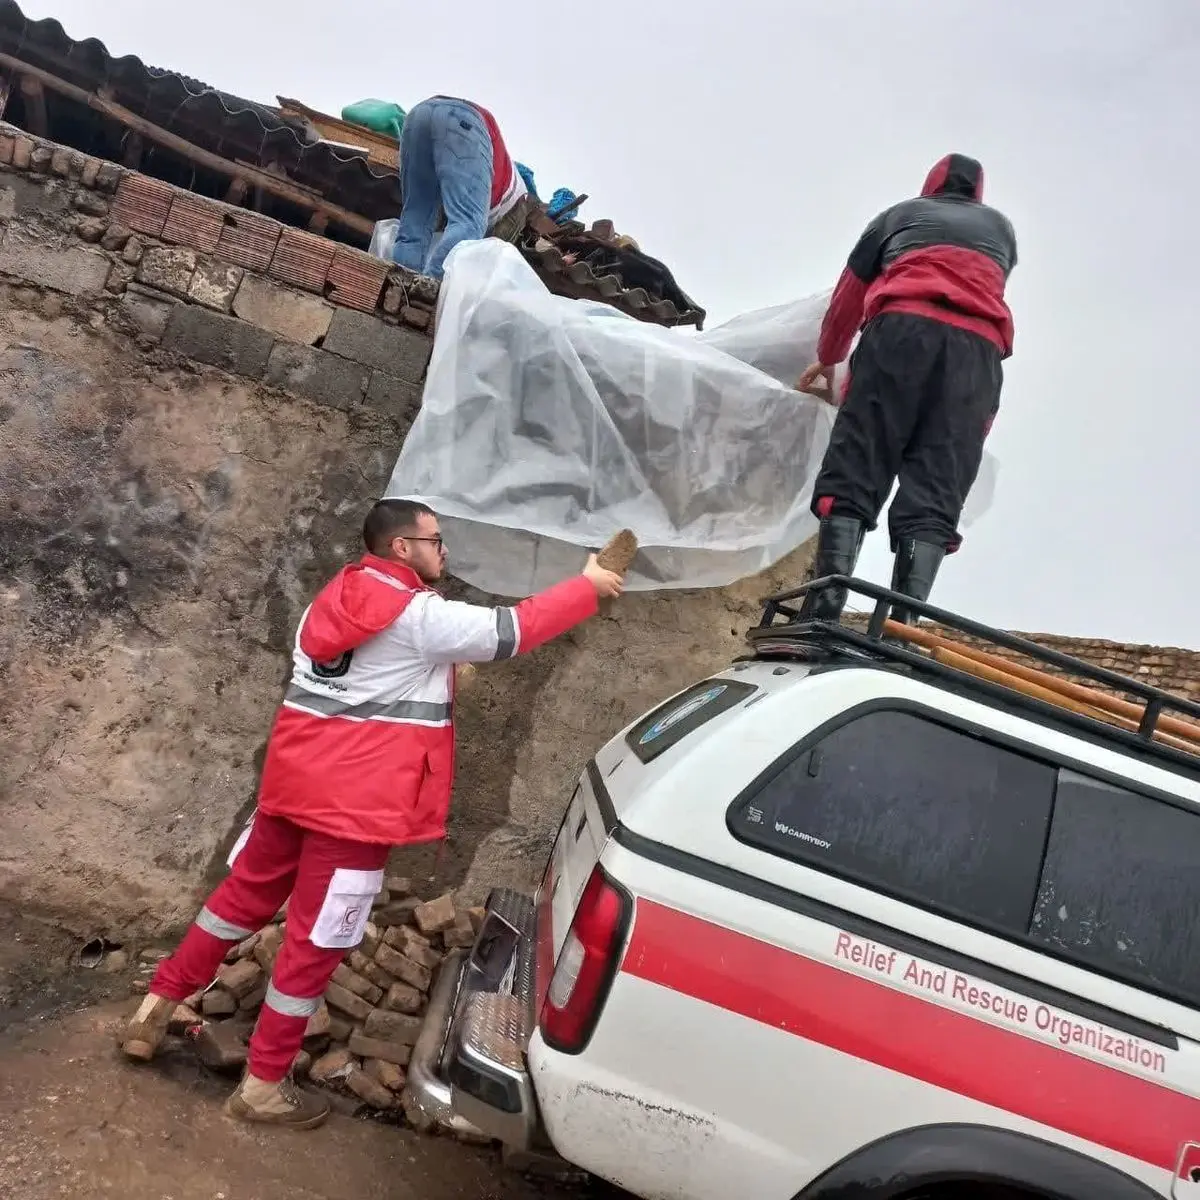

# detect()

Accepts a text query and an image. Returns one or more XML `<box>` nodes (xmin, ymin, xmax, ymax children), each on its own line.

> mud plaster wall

<box><xmin>0</xmin><ymin>129</ymin><xmax>816</xmax><ymax>941</ymax></box>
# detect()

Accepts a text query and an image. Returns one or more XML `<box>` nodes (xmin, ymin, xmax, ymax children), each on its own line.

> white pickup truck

<box><xmin>405</xmin><ymin>576</ymin><xmax>1200</xmax><ymax>1200</ymax></box>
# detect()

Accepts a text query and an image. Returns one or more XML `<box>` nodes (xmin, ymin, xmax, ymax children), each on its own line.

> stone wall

<box><xmin>0</xmin><ymin>125</ymin><xmax>813</xmax><ymax>940</ymax></box>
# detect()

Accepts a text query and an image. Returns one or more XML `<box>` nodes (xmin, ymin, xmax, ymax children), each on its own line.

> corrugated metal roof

<box><xmin>0</xmin><ymin>0</ymin><xmax>705</xmax><ymax>325</ymax></box>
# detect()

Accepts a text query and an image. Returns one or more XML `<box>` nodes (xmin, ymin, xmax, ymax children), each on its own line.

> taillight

<box><xmin>539</xmin><ymin>865</ymin><xmax>632</xmax><ymax>1054</ymax></box>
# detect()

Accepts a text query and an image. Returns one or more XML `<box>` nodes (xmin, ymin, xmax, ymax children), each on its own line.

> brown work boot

<box><xmin>118</xmin><ymin>993</ymin><xmax>176</xmax><ymax>1062</ymax></box>
<box><xmin>224</xmin><ymin>1072</ymin><xmax>330</xmax><ymax>1130</ymax></box>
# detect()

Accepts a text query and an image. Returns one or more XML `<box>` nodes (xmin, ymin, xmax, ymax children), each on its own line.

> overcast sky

<box><xmin>23</xmin><ymin>0</ymin><xmax>1199</xmax><ymax>648</ymax></box>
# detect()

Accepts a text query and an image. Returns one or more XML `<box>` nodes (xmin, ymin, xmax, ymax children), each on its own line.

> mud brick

<box><xmin>364</xmin><ymin>1057</ymin><xmax>406</xmax><ymax>1091</ymax></box>
<box><xmin>383</xmin><ymin>926</ymin><xmax>441</xmax><ymax>971</ymax></box>
<box><xmin>348</xmin><ymin>950</ymin><xmax>395</xmax><ymax>992</ymax></box>
<box><xmin>347</xmin><ymin>1030</ymin><xmax>412</xmax><ymax>1068</ymax></box>
<box><xmin>112</xmin><ymin>173</ymin><xmax>175</xmax><ymax>237</ymax></box>
<box><xmin>331</xmin><ymin>963</ymin><xmax>383</xmax><ymax>1006</ymax></box>
<box><xmin>309</xmin><ymin>1046</ymin><xmax>356</xmax><ymax>1085</ymax></box>
<box><xmin>201</xmin><ymin>988</ymin><xmax>237</xmax><ymax>1017</ymax></box>
<box><xmin>233</xmin><ymin>931</ymin><xmax>261</xmax><ymax>960</ymax></box>
<box><xmin>443</xmin><ymin>919</ymin><xmax>476</xmax><ymax>950</ymax></box>
<box><xmin>327</xmin><ymin>1013</ymin><xmax>355</xmax><ymax>1042</ymax></box>
<box><xmin>238</xmin><ymin>981</ymin><xmax>268</xmax><ymax>1012</ymax></box>
<box><xmin>373</xmin><ymin>943</ymin><xmax>432</xmax><ymax>993</ymax></box>
<box><xmin>413</xmin><ymin>894</ymin><xmax>457</xmax><ymax>936</ymax></box>
<box><xmin>216</xmin><ymin>958</ymin><xmax>264</xmax><ymax>1000</ymax></box>
<box><xmin>345</xmin><ymin>1065</ymin><xmax>395</xmax><ymax>1110</ymax></box>
<box><xmin>253</xmin><ymin>924</ymin><xmax>283</xmax><ymax>972</ymax></box>
<box><xmin>359</xmin><ymin>921</ymin><xmax>381</xmax><ymax>957</ymax></box>
<box><xmin>363</xmin><ymin>1008</ymin><xmax>421</xmax><ymax>1045</ymax></box>
<box><xmin>383</xmin><ymin>981</ymin><xmax>423</xmax><ymax>1015</ymax></box>
<box><xmin>169</xmin><ymin>1005</ymin><xmax>202</xmax><ymax>1034</ymax></box>
<box><xmin>374</xmin><ymin>898</ymin><xmax>421</xmax><ymax>927</ymax></box>
<box><xmin>384</xmin><ymin>875</ymin><xmax>412</xmax><ymax>898</ymax></box>
<box><xmin>305</xmin><ymin>1002</ymin><xmax>331</xmax><ymax>1039</ymax></box>
<box><xmin>325</xmin><ymin>980</ymin><xmax>374</xmax><ymax>1021</ymax></box>
<box><xmin>468</xmin><ymin>907</ymin><xmax>487</xmax><ymax>935</ymax></box>
<box><xmin>189</xmin><ymin>1021</ymin><xmax>248</xmax><ymax>1074</ymax></box>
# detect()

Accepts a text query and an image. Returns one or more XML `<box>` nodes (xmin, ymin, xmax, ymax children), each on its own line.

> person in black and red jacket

<box><xmin>796</xmin><ymin>153</ymin><xmax>1017</xmax><ymax>624</ymax></box>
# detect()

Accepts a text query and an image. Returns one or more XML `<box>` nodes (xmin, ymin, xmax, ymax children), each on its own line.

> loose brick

<box><xmin>383</xmin><ymin>981</ymin><xmax>423</xmax><ymax>1015</ymax></box>
<box><xmin>122</xmin><ymin>236</ymin><xmax>144</xmax><ymax>264</ymax></box>
<box><xmin>216</xmin><ymin>958</ymin><xmax>264</xmax><ymax>1000</ymax></box>
<box><xmin>383</xmin><ymin>926</ymin><xmax>441</xmax><ymax>971</ymax></box>
<box><xmin>264</xmin><ymin>342</ymin><xmax>368</xmax><ymax>410</ymax></box>
<box><xmin>96</xmin><ymin>162</ymin><xmax>123</xmax><ymax>192</ymax></box>
<box><xmin>162</xmin><ymin>306</ymin><xmax>274</xmax><ymax>379</ymax></box>
<box><xmin>75</xmin><ymin>216</ymin><xmax>105</xmax><ymax>243</ymax></box>
<box><xmin>468</xmin><ymin>907</ymin><xmax>487</xmax><ymax>934</ymax></box>
<box><xmin>347</xmin><ymin>950</ymin><xmax>395</xmax><ymax>992</ymax></box>
<box><xmin>188</xmin><ymin>259</ymin><xmax>243</xmax><ymax>312</ymax></box>
<box><xmin>74</xmin><ymin>190</ymin><xmax>110</xmax><ymax>218</ymax></box>
<box><xmin>305</xmin><ymin>1002</ymin><xmax>331</xmax><ymax>1039</ymax></box>
<box><xmin>365</xmin><ymin>371</ymin><xmax>422</xmax><ymax>422</ymax></box>
<box><xmin>324</xmin><ymin>980</ymin><xmax>374</xmax><ymax>1021</ymax></box>
<box><xmin>359</xmin><ymin>921</ymin><xmax>381</xmax><ymax>958</ymax></box>
<box><xmin>253</xmin><ymin>924</ymin><xmax>284</xmax><ymax>972</ymax></box>
<box><xmin>443</xmin><ymin>919</ymin><xmax>476</xmax><ymax>950</ymax></box>
<box><xmin>345</xmin><ymin>1066</ymin><xmax>395</xmax><ymax>1110</ymax></box>
<box><xmin>136</xmin><ymin>246</ymin><xmax>197</xmax><ymax>298</ymax></box>
<box><xmin>201</xmin><ymin>988</ymin><xmax>238</xmax><ymax>1018</ymax></box>
<box><xmin>373</xmin><ymin>943</ymin><xmax>432</xmax><ymax>993</ymax></box>
<box><xmin>346</xmin><ymin>1030</ymin><xmax>413</xmax><ymax>1068</ymax></box>
<box><xmin>0</xmin><ymin>229</ymin><xmax>111</xmax><ymax>296</ymax></box>
<box><xmin>100</xmin><ymin>222</ymin><xmax>132</xmax><ymax>251</ymax></box>
<box><xmin>327</xmin><ymin>1013</ymin><xmax>355</xmax><ymax>1042</ymax></box>
<box><xmin>238</xmin><ymin>980</ymin><xmax>268</xmax><ymax>1012</ymax></box>
<box><xmin>362</xmin><ymin>1008</ymin><xmax>421</xmax><ymax>1045</ymax></box>
<box><xmin>309</xmin><ymin>1046</ymin><xmax>356</xmax><ymax>1084</ymax></box>
<box><xmin>80</xmin><ymin>157</ymin><xmax>101</xmax><ymax>188</ymax></box>
<box><xmin>385</xmin><ymin>875</ymin><xmax>412</xmax><ymax>897</ymax></box>
<box><xmin>231</xmin><ymin>273</ymin><xmax>333</xmax><ymax>345</ymax></box>
<box><xmin>189</xmin><ymin>1021</ymin><xmax>248</xmax><ymax>1073</ymax></box>
<box><xmin>331</xmin><ymin>963</ymin><xmax>383</xmax><ymax>1006</ymax></box>
<box><xmin>292</xmin><ymin>1049</ymin><xmax>313</xmax><ymax>1079</ymax></box>
<box><xmin>364</xmin><ymin>1057</ymin><xmax>406</xmax><ymax>1091</ymax></box>
<box><xmin>168</xmin><ymin>1004</ymin><xmax>202</xmax><ymax>1034</ymax></box>
<box><xmin>373</xmin><ymin>897</ymin><xmax>420</xmax><ymax>926</ymax></box>
<box><xmin>323</xmin><ymin>307</ymin><xmax>432</xmax><ymax>381</ymax></box>
<box><xmin>413</xmin><ymin>893</ymin><xmax>457</xmax><ymax>936</ymax></box>
<box><xmin>29</xmin><ymin>145</ymin><xmax>52</xmax><ymax>174</ymax></box>
<box><xmin>381</xmin><ymin>283</ymin><xmax>403</xmax><ymax>315</ymax></box>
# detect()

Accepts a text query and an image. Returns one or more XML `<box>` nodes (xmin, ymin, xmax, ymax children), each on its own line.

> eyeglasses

<box><xmin>403</xmin><ymin>535</ymin><xmax>445</xmax><ymax>550</ymax></box>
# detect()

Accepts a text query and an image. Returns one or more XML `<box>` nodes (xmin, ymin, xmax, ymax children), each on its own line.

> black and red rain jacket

<box><xmin>816</xmin><ymin>154</ymin><xmax>1018</xmax><ymax>367</ymax></box>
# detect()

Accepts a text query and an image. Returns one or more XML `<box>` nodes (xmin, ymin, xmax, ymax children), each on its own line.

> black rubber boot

<box><xmin>798</xmin><ymin>516</ymin><xmax>866</xmax><ymax>622</ymax></box>
<box><xmin>889</xmin><ymin>538</ymin><xmax>946</xmax><ymax>626</ymax></box>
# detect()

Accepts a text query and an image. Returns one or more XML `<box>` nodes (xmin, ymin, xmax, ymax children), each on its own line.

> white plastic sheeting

<box><xmin>384</xmin><ymin>239</ymin><xmax>998</xmax><ymax>596</ymax></box>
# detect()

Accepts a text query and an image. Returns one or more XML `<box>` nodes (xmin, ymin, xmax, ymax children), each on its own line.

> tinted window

<box><xmin>730</xmin><ymin>709</ymin><xmax>1056</xmax><ymax>932</ymax></box>
<box><xmin>1030</xmin><ymin>771</ymin><xmax>1200</xmax><ymax>1006</ymax></box>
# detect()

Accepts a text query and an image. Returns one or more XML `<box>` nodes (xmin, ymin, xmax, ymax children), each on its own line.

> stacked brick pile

<box><xmin>134</xmin><ymin>878</ymin><xmax>482</xmax><ymax>1116</ymax></box>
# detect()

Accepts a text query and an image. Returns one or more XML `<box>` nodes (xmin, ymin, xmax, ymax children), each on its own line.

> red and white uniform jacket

<box><xmin>256</xmin><ymin>554</ymin><xmax>597</xmax><ymax>847</ymax></box>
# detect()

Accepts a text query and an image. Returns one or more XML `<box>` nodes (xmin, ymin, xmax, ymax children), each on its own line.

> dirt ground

<box><xmin>0</xmin><ymin>913</ymin><xmax>614</xmax><ymax>1200</ymax></box>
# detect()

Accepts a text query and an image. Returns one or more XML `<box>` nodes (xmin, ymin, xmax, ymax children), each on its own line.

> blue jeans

<box><xmin>392</xmin><ymin>98</ymin><xmax>494</xmax><ymax>280</ymax></box>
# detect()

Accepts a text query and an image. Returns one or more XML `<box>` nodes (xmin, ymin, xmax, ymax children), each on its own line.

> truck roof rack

<box><xmin>748</xmin><ymin>575</ymin><xmax>1200</xmax><ymax>768</ymax></box>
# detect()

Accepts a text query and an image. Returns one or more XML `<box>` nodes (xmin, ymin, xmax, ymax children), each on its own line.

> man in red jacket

<box><xmin>796</xmin><ymin>153</ymin><xmax>1017</xmax><ymax>624</ymax></box>
<box><xmin>119</xmin><ymin>499</ymin><xmax>623</xmax><ymax>1128</ymax></box>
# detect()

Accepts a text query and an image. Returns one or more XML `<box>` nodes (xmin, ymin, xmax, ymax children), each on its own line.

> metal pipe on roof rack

<box><xmin>0</xmin><ymin>50</ymin><xmax>375</xmax><ymax>238</ymax></box>
<box><xmin>884</xmin><ymin>620</ymin><xmax>1200</xmax><ymax>746</ymax></box>
<box><xmin>766</xmin><ymin>575</ymin><xmax>1200</xmax><ymax>721</ymax></box>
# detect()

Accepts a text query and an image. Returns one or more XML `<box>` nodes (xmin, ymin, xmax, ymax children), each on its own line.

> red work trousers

<box><xmin>152</xmin><ymin>812</ymin><xmax>388</xmax><ymax>1082</ymax></box>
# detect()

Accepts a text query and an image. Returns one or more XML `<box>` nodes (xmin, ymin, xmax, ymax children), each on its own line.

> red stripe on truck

<box><xmin>621</xmin><ymin>899</ymin><xmax>1198</xmax><ymax>1173</ymax></box>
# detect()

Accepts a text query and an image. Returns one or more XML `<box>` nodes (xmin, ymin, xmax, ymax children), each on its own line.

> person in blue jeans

<box><xmin>392</xmin><ymin>96</ymin><xmax>528</xmax><ymax>280</ymax></box>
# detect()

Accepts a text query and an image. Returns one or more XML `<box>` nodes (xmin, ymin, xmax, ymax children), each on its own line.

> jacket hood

<box><xmin>921</xmin><ymin>154</ymin><xmax>985</xmax><ymax>200</ymax></box>
<box><xmin>298</xmin><ymin>554</ymin><xmax>423</xmax><ymax>663</ymax></box>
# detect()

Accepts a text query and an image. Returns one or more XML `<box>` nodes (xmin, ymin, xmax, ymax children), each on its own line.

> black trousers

<box><xmin>812</xmin><ymin>312</ymin><xmax>1002</xmax><ymax>550</ymax></box>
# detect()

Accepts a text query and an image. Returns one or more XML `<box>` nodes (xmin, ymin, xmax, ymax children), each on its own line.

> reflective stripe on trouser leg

<box><xmin>263</xmin><ymin>982</ymin><xmax>322</xmax><ymax>1019</ymax></box>
<box><xmin>195</xmin><ymin>906</ymin><xmax>255</xmax><ymax>941</ymax></box>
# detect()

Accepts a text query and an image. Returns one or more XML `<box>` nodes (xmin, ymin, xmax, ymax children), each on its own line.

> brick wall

<box><xmin>0</xmin><ymin>123</ymin><xmax>435</xmax><ymax>425</ymax></box>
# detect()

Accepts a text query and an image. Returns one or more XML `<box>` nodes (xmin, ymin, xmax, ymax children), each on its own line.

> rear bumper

<box><xmin>402</xmin><ymin>888</ymin><xmax>540</xmax><ymax>1149</ymax></box>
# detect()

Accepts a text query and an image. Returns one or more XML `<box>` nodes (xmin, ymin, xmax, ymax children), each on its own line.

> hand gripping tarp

<box><xmin>384</xmin><ymin>240</ymin><xmax>998</xmax><ymax>595</ymax></box>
